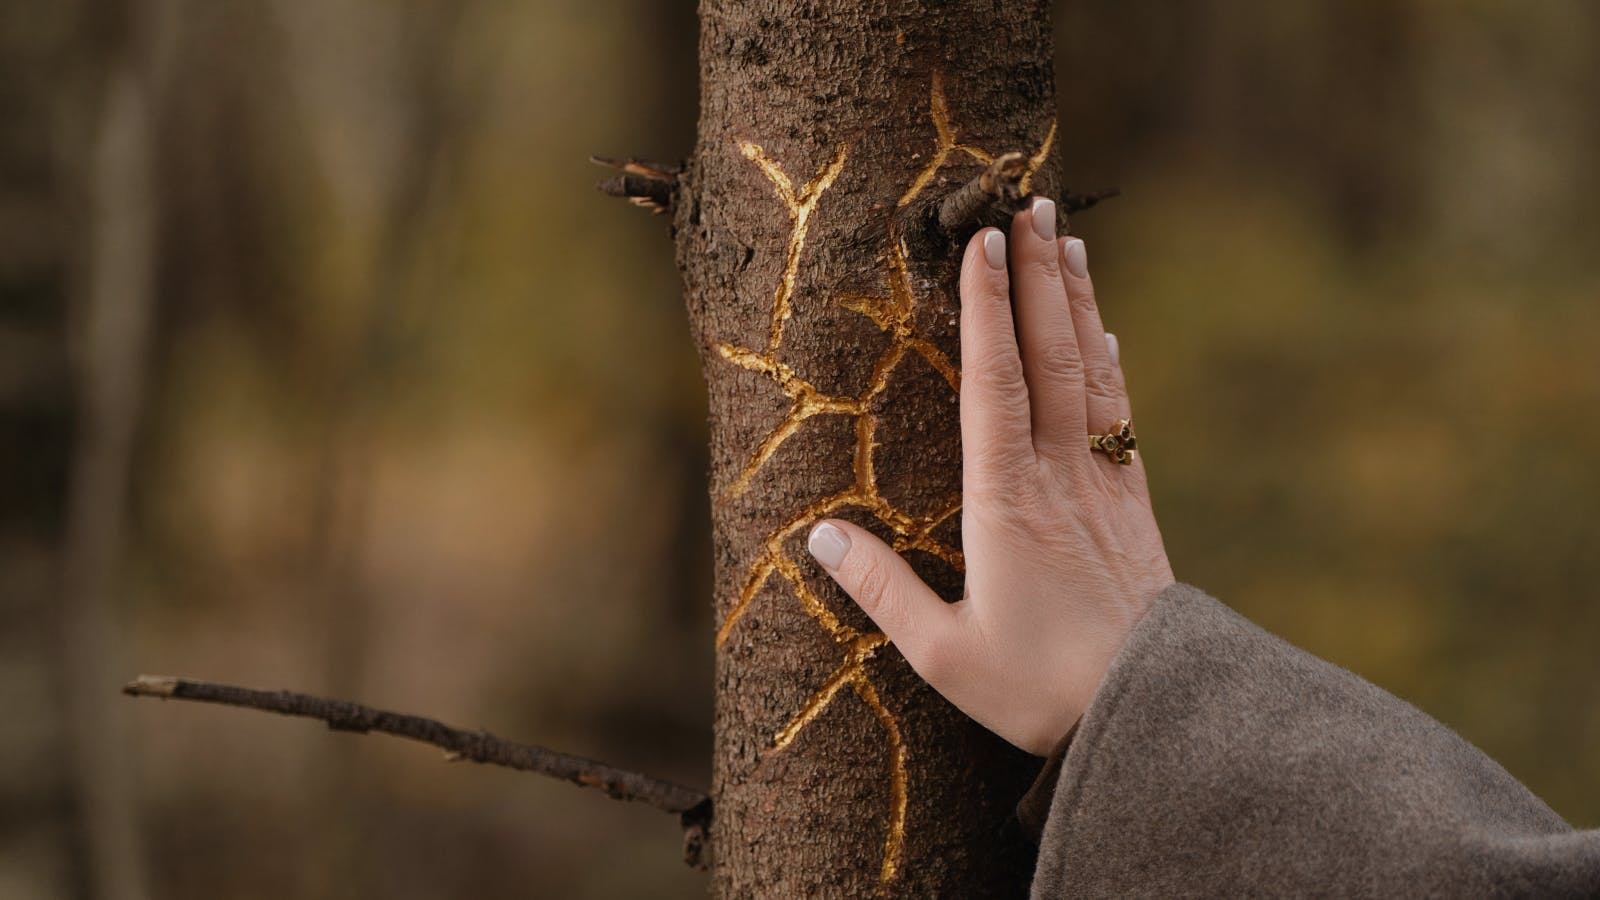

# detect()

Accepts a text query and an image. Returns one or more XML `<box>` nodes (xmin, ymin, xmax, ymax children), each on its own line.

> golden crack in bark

<box><xmin>716</xmin><ymin>77</ymin><xmax>1051</xmax><ymax>884</ymax></box>
<box><xmin>898</xmin><ymin>70</ymin><xmax>1058</xmax><ymax>209</ymax></box>
<box><xmin>737</xmin><ymin>141</ymin><xmax>848</xmax><ymax>355</ymax></box>
<box><xmin>771</xmin><ymin>632</ymin><xmax>888</xmax><ymax>751</ymax></box>
<box><xmin>717</xmin><ymin>343</ymin><xmax>864</xmax><ymax>495</ymax></box>
<box><xmin>716</xmin><ymin>240</ymin><xmax>961</xmax><ymax>501</ymax></box>
<box><xmin>839</xmin><ymin>239</ymin><xmax>961</xmax><ymax>394</ymax></box>
<box><xmin>898</xmin><ymin>71</ymin><xmax>993</xmax><ymax>207</ymax></box>
<box><xmin>851</xmin><ymin>670</ymin><xmax>908</xmax><ymax>890</ymax></box>
<box><xmin>1018</xmin><ymin>121</ymin><xmax>1057</xmax><ymax>196</ymax></box>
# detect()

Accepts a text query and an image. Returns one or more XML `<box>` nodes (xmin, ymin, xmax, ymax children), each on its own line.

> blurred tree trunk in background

<box><xmin>677</xmin><ymin>1</ymin><xmax>1063</xmax><ymax>894</ymax></box>
<box><xmin>56</xmin><ymin>4</ymin><xmax>178</xmax><ymax>900</ymax></box>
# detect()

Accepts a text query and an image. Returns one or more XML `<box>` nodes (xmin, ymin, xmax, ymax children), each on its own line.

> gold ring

<box><xmin>1089</xmin><ymin>418</ymin><xmax>1137</xmax><ymax>465</ymax></box>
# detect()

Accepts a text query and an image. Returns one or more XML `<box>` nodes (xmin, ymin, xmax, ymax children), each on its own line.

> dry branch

<box><xmin>937</xmin><ymin>150</ymin><xmax>1029</xmax><ymax>230</ymax></box>
<box><xmin>1062</xmin><ymin>186</ymin><xmax>1122</xmax><ymax>214</ymax></box>
<box><xmin>123</xmin><ymin>675</ymin><xmax>707</xmax><ymax>816</ymax></box>
<box><xmin>591</xmin><ymin>154</ymin><xmax>680</xmax><ymax>214</ymax></box>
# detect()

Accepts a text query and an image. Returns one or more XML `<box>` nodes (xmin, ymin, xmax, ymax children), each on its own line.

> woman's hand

<box><xmin>806</xmin><ymin>197</ymin><xmax>1174</xmax><ymax>756</ymax></box>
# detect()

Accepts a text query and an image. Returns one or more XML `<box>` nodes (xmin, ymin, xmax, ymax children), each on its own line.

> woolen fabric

<box><xmin>1019</xmin><ymin>583</ymin><xmax>1600</xmax><ymax>899</ymax></box>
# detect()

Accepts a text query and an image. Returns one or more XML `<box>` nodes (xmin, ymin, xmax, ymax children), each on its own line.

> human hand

<box><xmin>806</xmin><ymin>198</ymin><xmax>1175</xmax><ymax>756</ymax></box>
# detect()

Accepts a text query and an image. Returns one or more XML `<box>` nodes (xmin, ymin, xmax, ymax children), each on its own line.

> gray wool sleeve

<box><xmin>1023</xmin><ymin>582</ymin><xmax>1600</xmax><ymax>899</ymax></box>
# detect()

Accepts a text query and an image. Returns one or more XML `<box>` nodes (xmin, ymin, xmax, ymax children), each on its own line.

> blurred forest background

<box><xmin>3</xmin><ymin>1</ymin><xmax>1598</xmax><ymax>898</ymax></box>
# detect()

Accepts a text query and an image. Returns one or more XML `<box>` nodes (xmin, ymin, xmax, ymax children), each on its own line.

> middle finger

<box><xmin>1009</xmin><ymin>197</ymin><xmax>1089</xmax><ymax>471</ymax></box>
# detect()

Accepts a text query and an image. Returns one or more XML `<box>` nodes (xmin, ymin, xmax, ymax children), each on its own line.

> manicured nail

<box><xmin>1105</xmin><ymin>332</ymin><xmax>1120</xmax><ymax>366</ymax></box>
<box><xmin>1063</xmin><ymin>238</ymin><xmax>1088</xmax><ymax>278</ymax></box>
<box><xmin>1030</xmin><ymin>197</ymin><xmax>1056</xmax><ymax>241</ymax></box>
<box><xmin>982</xmin><ymin>229</ymin><xmax>1006</xmax><ymax>270</ymax></box>
<box><xmin>808</xmin><ymin>522</ymin><xmax>851</xmax><ymax>569</ymax></box>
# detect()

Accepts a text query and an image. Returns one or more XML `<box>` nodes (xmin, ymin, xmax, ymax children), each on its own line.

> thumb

<box><xmin>807</xmin><ymin>519</ymin><xmax>959</xmax><ymax>684</ymax></box>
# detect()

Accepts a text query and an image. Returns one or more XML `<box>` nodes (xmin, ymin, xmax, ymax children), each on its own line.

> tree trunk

<box><xmin>57</xmin><ymin>4</ymin><xmax>179</xmax><ymax>898</ymax></box>
<box><xmin>675</xmin><ymin>2</ymin><xmax>1064</xmax><ymax>894</ymax></box>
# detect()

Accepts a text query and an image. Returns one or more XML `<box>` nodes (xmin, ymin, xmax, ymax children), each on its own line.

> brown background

<box><xmin>3</xmin><ymin>1</ymin><xmax>1598</xmax><ymax>897</ymax></box>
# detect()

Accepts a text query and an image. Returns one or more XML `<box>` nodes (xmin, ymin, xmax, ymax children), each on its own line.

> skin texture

<box><xmin>807</xmin><ymin>197</ymin><xmax>1175</xmax><ymax>756</ymax></box>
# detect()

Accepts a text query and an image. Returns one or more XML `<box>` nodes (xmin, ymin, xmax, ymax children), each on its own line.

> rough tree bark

<box><xmin>673</xmin><ymin>1</ymin><xmax>1066</xmax><ymax>895</ymax></box>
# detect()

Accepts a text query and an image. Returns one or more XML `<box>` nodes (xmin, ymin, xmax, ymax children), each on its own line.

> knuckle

<box><xmin>972</xmin><ymin>443</ymin><xmax>1035</xmax><ymax>487</ymax></box>
<box><xmin>968</xmin><ymin>355</ymin><xmax>1029</xmax><ymax>400</ymax></box>
<box><xmin>1066</xmin><ymin>283</ymin><xmax>1099</xmax><ymax>313</ymax></box>
<box><xmin>1009</xmin><ymin>491</ymin><xmax>1052</xmax><ymax>529</ymax></box>
<box><xmin>1036</xmin><ymin>338</ymin><xmax>1085</xmax><ymax>380</ymax></box>
<box><xmin>851</xmin><ymin>553</ymin><xmax>896</xmax><ymax>612</ymax></box>
<box><xmin>1018</xmin><ymin>250</ymin><xmax>1060</xmax><ymax>282</ymax></box>
<box><xmin>1084</xmin><ymin>374</ymin><xmax>1123</xmax><ymax>408</ymax></box>
<box><xmin>983</xmin><ymin>469</ymin><xmax>1049</xmax><ymax>523</ymax></box>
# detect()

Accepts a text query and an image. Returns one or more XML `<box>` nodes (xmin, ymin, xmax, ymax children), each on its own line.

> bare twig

<box><xmin>1062</xmin><ymin>186</ymin><xmax>1122</xmax><ymax>214</ymax></box>
<box><xmin>124</xmin><ymin>675</ymin><xmax>708</xmax><ymax>817</ymax></box>
<box><xmin>591</xmin><ymin>154</ymin><xmax>680</xmax><ymax>214</ymax></box>
<box><xmin>937</xmin><ymin>150</ymin><xmax>1029</xmax><ymax>231</ymax></box>
<box><xmin>680</xmin><ymin>796</ymin><xmax>713</xmax><ymax>870</ymax></box>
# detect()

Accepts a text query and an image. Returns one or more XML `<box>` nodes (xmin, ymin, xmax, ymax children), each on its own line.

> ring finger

<box><xmin>1060</xmin><ymin>237</ymin><xmax>1130</xmax><ymax>432</ymax></box>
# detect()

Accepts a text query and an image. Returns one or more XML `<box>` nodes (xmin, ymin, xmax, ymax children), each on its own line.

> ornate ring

<box><xmin>1089</xmin><ymin>418</ymin><xmax>1138</xmax><ymax>465</ymax></box>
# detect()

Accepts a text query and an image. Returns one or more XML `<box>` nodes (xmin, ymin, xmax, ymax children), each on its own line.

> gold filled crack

<box><xmin>772</xmin><ymin>632</ymin><xmax>887</xmax><ymax>751</ymax></box>
<box><xmin>898</xmin><ymin>70</ymin><xmax>1057</xmax><ymax>209</ymax></box>
<box><xmin>738</xmin><ymin>141</ymin><xmax>848</xmax><ymax>355</ymax></box>
<box><xmin>851</xmin><ymin>669</ymin><xmax>907</xmax><ymax>889</ymax></box>
<box><xmin>716</xmin><ymin>75</ymin><xmax>1054</xmax><ymax>888</ymax></box>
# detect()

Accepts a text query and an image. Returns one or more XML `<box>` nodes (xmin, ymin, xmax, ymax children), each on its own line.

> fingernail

<box><xmin>808</xmin><ymin>522</ymin><xmax>851</xmax><ymax>569</ymax></box>
<box><xmin>1062</xmin><ymin>238</ymin><xmax>1088</xmax><ymax>278</ymax></box>
<box><xmin>982</xmin><ymin>229</ymin><xmax>1006</xmax><ymax>270</ymax></box>
<box><xmin>1030</xmin><ymin>197</ymin><xmax>1056</xmax><ymax>241</ymax></box>
<box><xmin>1105</xmin><ymin>332</ymin><xmax>1120</xmax><ymax>366</ymax></box>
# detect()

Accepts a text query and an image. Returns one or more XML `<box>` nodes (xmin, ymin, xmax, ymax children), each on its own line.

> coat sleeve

<box><xmin>1017</xmin><ymin>582</ymin><xmax>1600</xmax><ymax>899</ymax></box>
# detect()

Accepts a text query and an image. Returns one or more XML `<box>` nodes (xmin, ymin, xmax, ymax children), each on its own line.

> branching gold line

<box><xmin>835</xmin><ymin>292</ymin><xmax>896</xmax><ymax>329</ymax></box>
<box><xmin>886</xmin><ymin>240</ymin><xmax>960</xmax><ymax>393</ymax></box>
<box><xmin>907</xmin><ymin>336</ymin><xmax>959</xmax><ymax>391</ymax></box>
<box><xmin>865</xmin><ymin>499</ymin><xmax>917</xmax><ymax>539</ymax></box>
<box><xmin>726</xmin><ymin>396</ymin><xmax>855</xmax><ymax>495</ymax></box>
<box><xmin>899</xmin><ymin>72</ymin><xmax>992</xmax><ymax>206</ymax></box>
<box><xmin>899</xmin><ymin>70</ymin><xmax>1056</xmax><ymax>209</ymax></box>
<box><xmin>885</xmin><ymin>238</ymin><xmax>915</xmax><ymax>320</ymax></box>
<box><xmin>909</xmin><ymin>539</ymin><xmax>964</xmax><ymax>572</ymax></box>
<box><xmin>718</xmin><ymin>342</ymin><xmax>868</xmax><ymax>495</ymax></box>
<box><xmin>1018</xmin><ymin>120</ymin><xmax>1057</xmax><ymax>196</ymax></box>
<box><xmin>717</xmin><ymin>343</ymin><xmax>791</xmax><ymax>384</ymax></box>
<box><xmin>775</xmin><ymin>553</ymin><xmax>858</xmax><ymax>643</ymax></box>
<box><xmin>717</xmin><ymin>551</ymin><xmax>779</xmax><ymax>648</ymax></box>
<box><xmin>721</xmin><ymin>81</ymin><xmax>1059</xmax><ymax>886</ymax></box>
<box><xmin>739</xmin><ymin>141</ymin><xmax>848</xmax><ymax>355</ymax></box>
<box><xmin>772</xmin><ymin>661</ymin><xmax>859</xmax><ymax>751</ymax></box>
<box><xmin>860</xmin><ymin>341</ymin><xmax>909</xmax><ymax>406</ymax></box>
<box><xmin>833</xmin><ymin>243</ymin><xmax>962</xmax><ymax>400</ymax></box>
<box><xmin>770</xmin><ymin>631</ymin><xmax>889</xmax><ymax>755</ymax></box>
<box><xmin>918</xmin><ymin>495</ymin><xmax>962</xmax><ymax>535</ymax></box>
<box><xmin>739</xmin><ymin>140</ymin><xmax>797</xmax><ymax>208</ymax></box>
<box><xmin>891</xmin><ymin>496</ymin><xmax>965</xmax><ymax>571</ymax></box>
<box><xmin>899</xmin><ymin>71</ymin><xmax>954</xmax><ymax>207</ymax></box>
<box><xmin>715</xmin><ymin>488</ymin><xmax>874</xmax><ymax>647</ymax></box>
<box><xmin>895</xmin><ymin>533</ymin><xmax>965</xmax><ymax>572</ymax></box>
<box><xmin>960</xmin><ymin>146</ymin><xmax>993</xmax><ymax>164</ymax></box>
<box><xmin>852</xmin><ymin>670</ymin><xmax>907</xmax><ymax>889</ymax></box>
<box><xmin>929</xmin><ymin>70</ymin><xmax>954</xmax><ymax>148</ymax></box>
